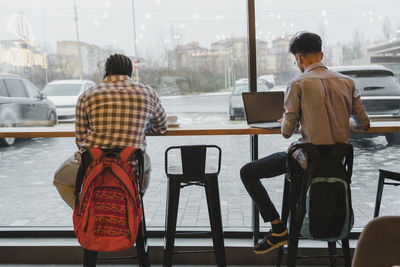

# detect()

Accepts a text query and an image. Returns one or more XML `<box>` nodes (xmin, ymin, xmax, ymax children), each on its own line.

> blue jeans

<box><xmin>240</xmin><ymin>151</ymin><xmax>302</xmax><ymax>222</ymax></box>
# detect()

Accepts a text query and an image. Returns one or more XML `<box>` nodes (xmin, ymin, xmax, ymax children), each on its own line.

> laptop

<box><xmin>242</xmin><ymin>91</ymin><xmax>284</xmax><ymax>129</ymax></box>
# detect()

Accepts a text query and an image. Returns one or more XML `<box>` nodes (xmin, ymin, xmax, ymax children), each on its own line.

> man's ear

<box><xmin>297</xmin><ymin>55</ymin><xmax>302</xmax><ymax>64</ymax></box>
<box><xmin>320</xmin><ymin>52</ymin><xmax>324</xmax><ymax>61</ymax></box>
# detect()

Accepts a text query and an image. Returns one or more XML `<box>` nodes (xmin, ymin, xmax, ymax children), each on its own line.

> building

<box><xmin>55</xmin><ymin>41</ymin><xmax>122</xmax><ymax>80</ymax></box>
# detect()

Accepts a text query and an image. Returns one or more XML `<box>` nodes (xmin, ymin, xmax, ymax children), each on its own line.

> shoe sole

<box><xmin>253</xmin><ymin>240</ymin><xmax>288</xmax><ymax>254</ymax></box>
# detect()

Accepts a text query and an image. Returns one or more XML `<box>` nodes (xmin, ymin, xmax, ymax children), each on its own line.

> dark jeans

<box><xmin>240</xmin><ymin>151</ymin><xmax>302</xmax><ymax>222</ymax></box>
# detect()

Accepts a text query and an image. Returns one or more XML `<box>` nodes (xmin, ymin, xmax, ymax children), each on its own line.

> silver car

<box><xmin>0</xmin><ymin>73</ymin><xmax>57</xmax><ymax>146</ymax></box>
<box><xmin>229</xmin><ymin>80</ymin><xmax>269</xmax><ymax>120</ymax></box>
<box><xmin>331</xmin><ymin>65</ymin><xmax>400</xmax><ymax>144</ymax></box>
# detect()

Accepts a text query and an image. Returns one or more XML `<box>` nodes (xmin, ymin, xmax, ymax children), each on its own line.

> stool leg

<box><xmin>276</xmin><ymin>177</ymin><xmax>290</xmax><ymax>267</ymax></box>
<box><xmin>374</xmin><ymin>172</ymin><xmax>385</xmax><ymax>218</ymax></box>
<box><xmin>204</xmin><ymin>176</ymin><xmax>227</xmax><ymax>267</ymax></box>
<box><xmin>342</xmin><ymin>238</ymin><xmax>351</xmax><ymax>267</ymax></box>
<box><xmin>327</xmin><ymin>241</ymin><xmax>337</xmax><ymax>267</ymax></box>
<box><xmin>163</xmin><ymin>178</ymin><xmax>181</xmax><ymax>267</ymax></box>
<box><xmin>83</xmin><ymin>249</ymin><xmax>97</xmax><ymax>267</ymax></box>
<box><xmin>287</xmin><ymin>207</ymin><xmax>300</xmax><ymax>267</ymax></box>
<box><xmin>136</xmin><ymin>218</ymin><xmax>150</xmax><ymax>267</ymax></box>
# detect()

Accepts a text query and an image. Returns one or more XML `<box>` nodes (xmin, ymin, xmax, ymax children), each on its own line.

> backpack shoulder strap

<box><xmin>88</xmin><ymin>147</ymin><xmax>102</xmax><ymax>161</ymax></box>
<box><xmin>119</xmin><ymin>147</ymin><xmax>136</xmax><ymax>163</ymax></box>
<box><xmin>119</xmin><ymin>147</ymin><xmax>144</xmax><ymax>192</ymax></box>
<box><xmin>328</xmin><ymin>142</ymin><xmax>354</xmax><ymax>180</ymax></box>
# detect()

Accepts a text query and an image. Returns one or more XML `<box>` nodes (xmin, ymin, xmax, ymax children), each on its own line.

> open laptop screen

<box><xmin>242</xmin><ymin>91</ymin><xmax>285</xmax><ymax>124</ymax></box>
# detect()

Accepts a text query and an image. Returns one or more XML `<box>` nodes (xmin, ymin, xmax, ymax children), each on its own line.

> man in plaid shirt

<box><xmin>75</xmin><ymin>54</ymin><xmax>167</xmax><ymax>193</ymax></box>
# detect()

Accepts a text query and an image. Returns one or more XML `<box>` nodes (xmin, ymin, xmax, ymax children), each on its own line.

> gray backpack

<box><xmin>288</xmin><ymin>142</ymin><xmax>354</xmax><ymax>242</ymax></box>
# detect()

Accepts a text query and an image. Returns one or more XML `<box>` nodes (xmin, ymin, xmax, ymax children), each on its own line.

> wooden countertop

<box><xmin>0</xmin><ymin>121</ymin><xmax>399</xmax><ymax>138</ymax></box>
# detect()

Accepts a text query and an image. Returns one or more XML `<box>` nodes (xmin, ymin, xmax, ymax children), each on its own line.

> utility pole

<box><xmin>40</xmin><ymin>0</ymin><xmax>48</xmax><ymax>85</ymax></box>
<box><xmin>131</xmin><ymin>0</ymin><xmax>139</xmax><ymax>83</ymax></box>
<box><xmin>73</xmin><ymin>0</ymin><xmax>83</xmax><ymax>79</ymax></box>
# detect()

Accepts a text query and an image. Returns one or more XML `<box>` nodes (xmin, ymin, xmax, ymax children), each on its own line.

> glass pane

<box><xmin>4</xmin><ymin>79</ymin><xmax>27</xmax><ymax>98</ymax></box>
<box><xmin>0</xmin><ymin>0</ymin><xmax>249</xmax><ymax>231</ymax></box>
<box><xmin>255</xmin><ymin>0</ymin><xmax>400</xmax><ymax>229</ymax></box>
<box><xmin>23</xmin><ymin>80</ymin><xmax>40</xmax><ymax>98</ymax></box>
<box><xmin>0</xmin><ymin>80</ymin><xmax>8</xmax><ymax>97</ymax></box>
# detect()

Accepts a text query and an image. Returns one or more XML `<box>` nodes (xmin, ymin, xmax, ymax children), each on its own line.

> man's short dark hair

<box><xmin>104</xmin><ymin>54</ymin><xmax>133</xmax><ymax>77</ymax></box>
<box><xmin>289</xmin><ymin>31</ymin><xmax>322</xmax><ymax>55</ymax></box>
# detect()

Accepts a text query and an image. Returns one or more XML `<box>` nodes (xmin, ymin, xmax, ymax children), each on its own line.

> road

<box><xmin>0</xmin><ymin>92</ymin><xmax>399</xmax><ymax>230</ymax></box>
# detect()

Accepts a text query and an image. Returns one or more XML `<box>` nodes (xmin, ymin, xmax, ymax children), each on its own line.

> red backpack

<box><xmin>73</xmin><ymin>147</ymin><xmax>143</xmax><ymax>252</ymax></box>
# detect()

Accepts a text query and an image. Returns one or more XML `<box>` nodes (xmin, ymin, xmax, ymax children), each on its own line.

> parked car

<box><xmin>258</xmin><ymin>74</ymin><xmax>275</xmax><ymax>89</ymax></box>
<box><xmin>0</xmin><ymin>73</ymin><xmax>57</xmax><ymax>146</ymax></box>
<box><xmin>43</xmin><ymin>80</ymin><xmax>95</xmax><ymax>121</ymax></box>
<box><xmin>330</xmin><ymin>65</ymin><xmax>400</xmax><ymax>144</ymax></box>
<box><xmin>229</xmin><ymin>79</ymin><xmax>269</xmax><ymax>120</ymax></box>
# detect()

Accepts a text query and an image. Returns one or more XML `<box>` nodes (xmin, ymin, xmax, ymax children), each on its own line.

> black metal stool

<box><xmin>276</xmin><ymin>143</ymin><xmax>353</xmax><ymax>267</ymax></box>
<box><xmin>163</xmin><ymin>145</ymin><xmax>226</xmax><ymax>267</ymax></box>
<box><xmin>374</xmin><ymin>169</ymin><xmax>400</xmax><ymax>218</ymax></box>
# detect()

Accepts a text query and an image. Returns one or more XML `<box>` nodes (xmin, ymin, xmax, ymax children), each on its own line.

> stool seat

<box><xmin>163</xmin><ymin>145</ymin><xmax>226</xmax><ymax>267</ymax></box>
<box><xmin>374</xmin><ymin>169</ymin><xmax>400</xmax><ymax>218</ymax></box>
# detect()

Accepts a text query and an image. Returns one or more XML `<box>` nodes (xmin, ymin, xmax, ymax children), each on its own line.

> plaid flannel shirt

<box><xmin>75</xmin><ymin>75</ymin><xmax>167</xmax><ymax>153</ymax></box>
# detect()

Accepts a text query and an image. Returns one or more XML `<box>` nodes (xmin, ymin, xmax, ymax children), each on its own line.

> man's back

<box><xmin>75</xmin><ymin>75</ymin><xmax>167</xmax><ymax>152</ymax></box>
<box><xmin>282</xmin><ymin>62</ymin><xmax>370</xmax><ymax>144</ymax></box>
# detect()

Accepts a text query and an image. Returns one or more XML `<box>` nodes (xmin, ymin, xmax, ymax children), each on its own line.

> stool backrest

<box><xmin>181</xmin><ymin>145</ymin><xmax>206</xmax><ymax>179</ymax></box>
<box><xmin>165</xmin><ymin>145</ymin><xmax>221</xmax><ymax>181</ymax></box>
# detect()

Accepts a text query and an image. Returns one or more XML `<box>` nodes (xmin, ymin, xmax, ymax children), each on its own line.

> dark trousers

<box><xmin>240</xmin><ymin>151</ymin><xmax>302</xmax><ymax>222</ymax></box>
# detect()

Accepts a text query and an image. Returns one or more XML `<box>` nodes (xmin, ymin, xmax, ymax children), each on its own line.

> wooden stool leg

<box><xmin>163</xmin><ymin>178</ymin><xmax>181</xmax><ymax>267</ymax></box>
<box><xmin>328</xmin><ymin>241</ymin><xmax>337</xmax><ymax>267</ymax></box>
<box><xmin>83</xmin><ymin>249</ymin><xmax>97</xmax><ymax>267</ymax></box>
<box><xmin>204</xmin><ymin>176</ymin><xmax>226</xmax><ymax>267</ymax></box>
<box><xmin>374</xmin><ymin>172</ymin><xmax>385</xmax><ymax>218</ymax></box>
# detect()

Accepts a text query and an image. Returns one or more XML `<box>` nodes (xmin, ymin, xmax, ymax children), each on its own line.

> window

<box><xmin>0</xmin><ymin>0</ymin><xmax>399</xmax><ymax>233</ymax></box>
<box><xmin>0</xmin><ymin>80</ymin><xmax>8</xmax><ymax>97</ymax></box>
<box><xmin>4</xmin><ymin>79</ymin><xmax>27</xmax><ymax>98</ymax></box>
<box><xmin>23</xmin><ymin>80</ymin><xmax>40</xmax><ymax>98</ymax></box>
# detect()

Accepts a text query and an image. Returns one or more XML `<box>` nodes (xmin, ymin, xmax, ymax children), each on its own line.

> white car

<box><xmin>43</xmin><ymin>80</ymin><xmax>95</xmax><ymax>121</ymax></box>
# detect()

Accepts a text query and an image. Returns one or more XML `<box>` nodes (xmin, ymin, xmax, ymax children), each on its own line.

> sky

<box><xmin>1</xmin><ymin>0</ymin><xmax>400</xmax><ymax>58</ymax></box>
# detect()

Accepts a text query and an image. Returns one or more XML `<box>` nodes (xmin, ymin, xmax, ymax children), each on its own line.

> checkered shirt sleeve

<box><xmin>75</xmin><ymin>75</ymin><xmax>167</xmax><ymax>152</ymax></box>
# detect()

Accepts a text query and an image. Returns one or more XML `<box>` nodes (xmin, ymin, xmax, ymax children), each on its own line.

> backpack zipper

<box><xmin>126</xmin><ymin>198</ymin><xmax>132</xmax><ymax>240</ymax></box>
<box><xmin>78</xmin><ymin>171</ymin><xmax>105</xmax><ymax>216</ymax></box>
<box><xmin>111</xmin><ymin>172</ymin><xmax>138</xmax><ymax>215</ymax></box>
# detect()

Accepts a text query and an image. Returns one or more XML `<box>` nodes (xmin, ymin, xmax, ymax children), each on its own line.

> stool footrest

<box><xmin>175</xmin><ymin>231</ymin><xmax>212</xmax><ymax>236</ymax></box>
<box><xmin>296</xmin><ymin>254</ymin><xmax>343</xmax><ymax>259</ymax></box>
<box><xmin>384</xmin><ymin>182</ymin><xmax>400</xmax><ymax>186</ymax></box>
<box><xmin>97</xmin><ymin>256</ymin><xmax>137</xmax><ymax>261</ymax></box>
<box><xmin>174</xmin><ymin>249</ymin><xmax>216</xmax><ymax>254</ymax></box>
<box><xmin>180</xmin><ymin>182</ymin><xmax>204</xmax><ymax>188</ymax></box>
